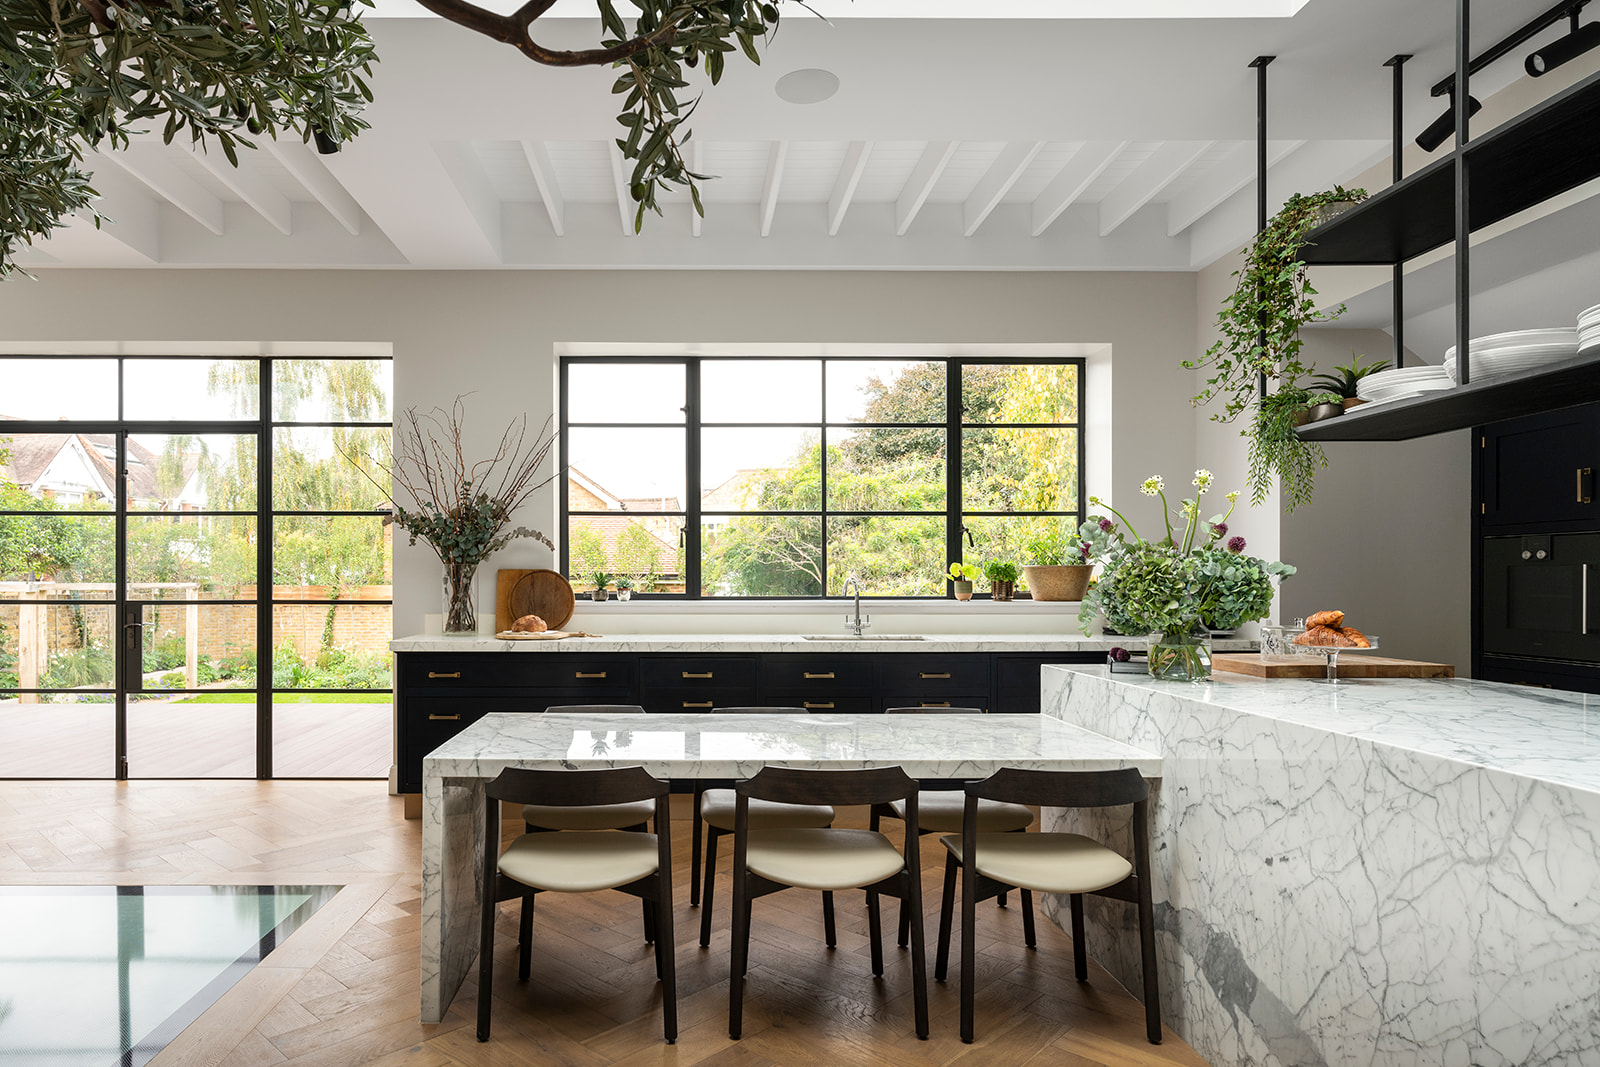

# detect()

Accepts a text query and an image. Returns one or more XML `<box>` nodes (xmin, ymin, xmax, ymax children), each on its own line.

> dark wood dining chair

<box><xmin>478</xmin><ymin>765</ymin><xmax>676</xmax><ymax>1043</ymax></box>
<box><xmin>692</xmin><ymin>707</ymin><xmax>836</xmax><ymax>950</ymax></box>
<box><xmin>871</xmin><ymin>707</ymin><xmax>1036</xmax><ymax>949</ymax></box>
<box><xmin>727</xmin><ymin>765</ymin><xmax>929</xmax><ymax>1041</ymax></box>
<box><xmin>933</xmin><ymin>766</ymin><xmax>1160</xmax><ymax>1045</ymax></box>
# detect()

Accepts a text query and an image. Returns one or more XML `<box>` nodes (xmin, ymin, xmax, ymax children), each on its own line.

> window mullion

<box><xmin>685</xmin><ymin>358</ymin><xmax>701</xmax><ymax>599</ymax></box>
<box><xmin>946</xmin><ymin>359</ymin><xmax>964</xmax><ymax>590</ymax></box>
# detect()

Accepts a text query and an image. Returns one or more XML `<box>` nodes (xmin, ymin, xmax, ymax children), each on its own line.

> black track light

<box><xmin>1415</xmin><ymin>94</ymin><xmax>1483</xmax><ymax>152</ymax></box>
<box><xmin>1526</xmin><ymin>20</ymin><xmax>1600</xmax><ymax>75</ymax></box>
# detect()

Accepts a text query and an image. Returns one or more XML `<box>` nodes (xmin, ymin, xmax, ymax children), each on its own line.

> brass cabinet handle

<box><xmin>922</xmin><ymin>701</ymin><xmax>951</xmax><ymax>708</ymax></box>
<box><xmin>804</xmin><ymin>701</ymin><xmax>834</xmax><ymax>709</ymax></box>
<box><xmin>575</xmin><ymin>671</ymin><xmax>607</xmax><ymax>679</ymax></box>
<box><xmin>1580</xmin><ymin>467</ymin><xmax>1593</xmax><ymax>504</ymax></box>
<box><xmin>682</xmin><ymin>671</ymin><xmax>714</xmax><ymax>679</ymax></box>
<box><xmin>427</xmin><ymin>713</ymin><xmax>461</xmax><ymax>721</ymax></box>
<box><xmin>683</xmin><ymin>700</ymin><xmax>713</xmax><ymax>708</ymax></box>
<box><xmin>803</xmin><ymin>671</ymin><xmax>835</xmax><ymax>679</ymax></box>
<box><xmin>427</xmin><ymin>671</ymin><xmax>461</xmax><ymax>679</ymax></box>
<box><xmin>919</xmin><ymin>671</ymin><xmax>950</xmax><ymax>679</ymax></box>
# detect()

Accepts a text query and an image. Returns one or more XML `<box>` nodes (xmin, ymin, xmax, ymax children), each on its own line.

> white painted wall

<box><xmin>0</xmin><ymin>268</ymin><xmax>1200</xmax><ymax>637</ymax></box>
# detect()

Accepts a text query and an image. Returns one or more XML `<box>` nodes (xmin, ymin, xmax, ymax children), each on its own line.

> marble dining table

<box><xmin>419</xmin><ymin>710</ymin><xmax>1163</xmax><ymax>1022</ymax></box>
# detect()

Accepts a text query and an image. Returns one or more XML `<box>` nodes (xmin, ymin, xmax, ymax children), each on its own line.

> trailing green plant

<box><xmin>1186</xmin><ymin>186</ymin><xmax>1368</xmax><ymax>424</ymax></box>
<box><xmin>1306</xmin><ymin>391</ymin><xmax>1344</xmax><ymax>407</ymax></box>
<box><xmin>1247</xmin><ymin>387</ymin><xmax>1326</xmax><ymax>511</ymax></box>
<box><xmin>982</xmin><ymin>560</ymin><xmax>1019</xmax><ymax>583</ymax></box>
<box><xmin>1310</xmin><ymin>353</ymin><xmax>1390</xmax><ymax>399</ymax></box>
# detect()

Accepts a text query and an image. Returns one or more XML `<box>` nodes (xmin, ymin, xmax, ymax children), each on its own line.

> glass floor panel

<box><xmin>0</xmin><ymin>884</ymin><xmax>339</xmax><ymax>1067</ymax></box>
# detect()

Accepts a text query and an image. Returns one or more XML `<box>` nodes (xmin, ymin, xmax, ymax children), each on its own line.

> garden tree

<box><xmin>567</xmin><ymin>520</ymin><xmax>607</xmax><ymax>581</ymax></box>
<box><xmin>2</xmin><ymin>0</ymin><xmax>792</xmax><ymax>276</ymax></box>
<box><xmin>611</xmin><ymin>521</ymin><xmax>661</xmax><ymax>578</ymax></box>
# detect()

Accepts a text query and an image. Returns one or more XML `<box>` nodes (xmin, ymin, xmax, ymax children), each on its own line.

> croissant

<box><xmin>1305</xmin><ymin>609</ymin><xmax>1345</xmax><ymax>629</ymax></box>
<box><xmin>511</xmin><ymin>614</ymin><xmax>548</xmax><ymax>632</ymax></box>
<box><xmin>1341</xmin><ymin>625</ymin><xmax>1371</xmax><ymax>648</ymax></box>
<box><xmin>1295</xmin><ymin>625</ymin><xmax>1354</xmax><ymax>647</ymax></box>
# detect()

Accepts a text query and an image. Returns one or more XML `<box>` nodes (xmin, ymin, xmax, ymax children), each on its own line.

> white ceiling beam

<box><xmin>320</xmin><ymin>135</ymin><xmax>501</xmax><ymax>264</ymax></box>
<box><xmin>266</xmin><ymin>139</ymin><xmax>361</xmax><ymax>235</ymax></box>
<box><xmin>608</xmin><ymin>144</ymin><xmax>634</xmax><ymax>237</ymax></box>
<box><xmin>760</xmin><ymin>141</ymin><xmax>788</xmax><ymax>238</ymax></box>
<box><xmin>432</xmin><ymin>142</ymin><xmax>502</xmax><ymax>260</ymax></box>
<box><xmin>895</xmin><ymin>141</ymin><xmax>959</xmax><ymax>236</ymax></box>
<box><xmin>963</xmin><ymin>141</ymin><xmax>1045</xmax><ymax>237</ymax></box>
<box><xmin>73</xmin><ymin>157</ymin><xmax>161</xmax><ymax>261</ymax></box>
<box><xmin>187</xmin><ymin>145</ymin><xmax>292</xmax><ymax>236</ymax></box>
<box><xmin>1098</xmin><ymin>140</ymin><xmax>1213</xmax><ymax>237</ymax></box>
<box><xmin>827</xmin><ymin>141</ymin><xmax>873</xmax><ymax>237</ymax></box>
<box><xmin>1165</xmin><ymin>139</ymin><xmax>1305</xmax><ymax>237</ymax></box>
<box><xmin>520</xmin><ymin>140</ymin><xmax>564</xmax><ymax>237</ymax></box>
<box><xmin>101</xmin><ymin>146</ymin><xmax>225</xmax><ymax>235</ymax></box>
<box><xmin>1029</xmin><ymin>141</ymin><xmax>1128</xmax><ymax>237</ymax></box>
<box><xmin>690</xmin><ymin>141</ymin><xmax>704</xmax><ymax>238</ymax></box>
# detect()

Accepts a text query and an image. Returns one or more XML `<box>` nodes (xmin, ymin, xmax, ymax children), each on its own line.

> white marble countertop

<box><xmin>422</xmin><ymin>710</ymin><xmax>1164</xmax><ymax>779</ymax></box>
<box><xmin>1047</xmin><ymin>666</ymin><xmax>1600</xmax><ymax>797</ymax></box>
<box><xmin>392</xmin><ymin>631</ymin><xmax>1258</xmax><ymax>653</ymax></box>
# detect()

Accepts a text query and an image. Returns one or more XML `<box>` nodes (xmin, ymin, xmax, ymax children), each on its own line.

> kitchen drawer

<box><xmin>643</xmin><ymin>686</ymin><xmax>760</xmax><ymax>713</ymax></box>
<box><xmin>995</xmin><ymin>653</ymin><xmax>1082</xmax><ymax>689</ymax></box>
<box><xmin>398</xmin><ymin>694</ymin><xmax>539</xmax><ymax>792</ymax></box>
<box><xmin>399</xmin><ymin>653</ymin><xmax>633</xmax><ymax>690</ymax></box>
<box><xmin>875</xmin><ymin>654</ymin><xmax>990</xmax><ymax>693</ymax></box>
<box><xmin>879</xmin><ymin>692</ymin><xmax>989</xmax><ymax>713</ymax></box>
<box><xmin>996</xmin><ymin>686</ymin><xmax>1042</xmax><ymax>715</ymax></box>
<box><xmin>641</xmin><ymin>656</ymin><xmax>758</xmax><ymax>690</ymax></box>
<box><xmin>758</xmin><ymin>654</ymin><xmax>874</xmax><ymax>690</ymax></box>
<box><xmin>762</xmin><ymin>692</ymin><xmax>877</xmax><ymax>714</ymax></box>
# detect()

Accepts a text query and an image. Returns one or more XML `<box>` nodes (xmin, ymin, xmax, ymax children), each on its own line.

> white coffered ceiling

<box><xmin>16</xmin><ymin>0</ymin><xmax>1573</xmax><ymax>273</ymax></box>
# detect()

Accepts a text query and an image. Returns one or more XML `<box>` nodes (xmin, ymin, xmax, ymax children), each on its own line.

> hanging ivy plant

<box><xmin>1185</xmin><ymin>186</ymin><xmax>1368</xmax><ymax>424</ymax></box>
<box><xmin>1246</xmin><ymin>385</ymin><xmax>1326</xmax><ymax>511</ymax></box>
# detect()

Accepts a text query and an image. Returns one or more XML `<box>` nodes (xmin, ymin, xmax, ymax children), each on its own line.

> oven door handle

<box><xmin>1585</xmin><ymin>563</ymin><xmax>1591</xmax><ymax>636</ymax></box>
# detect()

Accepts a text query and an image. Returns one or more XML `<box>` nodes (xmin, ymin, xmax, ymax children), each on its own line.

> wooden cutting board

<box><xmin>1213</xmin><ymin>653</ymin><xmax>1454</xmax><ymax>679</ymax></box>
<box><xmin>494</xmin><ymin>569</ymin><xmax>576</xmax><ymax>634</ymax></box>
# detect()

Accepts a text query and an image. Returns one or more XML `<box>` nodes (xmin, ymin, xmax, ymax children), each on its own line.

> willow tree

<box><xmin>1</xmin><ymin>0</ymin><xmax>791</xmax><ymax>276</ymax></box>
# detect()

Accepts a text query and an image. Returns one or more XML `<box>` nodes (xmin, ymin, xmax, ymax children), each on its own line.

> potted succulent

<box><xmin>947</xmin><ymin>562</ymin><xmax>979</xmax><ymax>601</ymax></box>
<box><xmin>588</xmin><ymin>570</ymin><xmax>613</xmax><ymax>602</ymax></box>
<box><xmin>614</xmin><ymin>576</ymin><xmax>634</xmax><ymax>602</ymax></box>
<box><xmin>1310</xmin><ymin>353</ymin><xmax>1391</xmax><ymax>410</ymax></box>
<box><xmin>983</xmin><ymin>560</ymin><xmax>1020</xmax><ymax>602</ymax></box>
<box><xmin>1305</xmin><ymin>391</ymin><xmax>1345</xmax><ymax>423</ymax></box>
<box><xmin>1023</xmin><ymin>529</ymin><xmax>1096</xmax><ymax>602</ymax></box>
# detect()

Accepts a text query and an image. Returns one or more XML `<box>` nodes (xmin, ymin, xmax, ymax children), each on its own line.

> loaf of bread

<box><xmin>511</xmin><ymin>614</ymin><xmax>548</xmax><ymax>633</ymax></box>
<box><xmin>1305</xmin><ymin>609</ymin><xmax>1345</xmax><ymax>629</ymax></box>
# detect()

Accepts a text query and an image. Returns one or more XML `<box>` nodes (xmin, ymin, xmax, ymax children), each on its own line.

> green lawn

<box><xmin>173</xmin><ymin>691</ymin><xmax>392</xmax><ymax>704</ymax></box>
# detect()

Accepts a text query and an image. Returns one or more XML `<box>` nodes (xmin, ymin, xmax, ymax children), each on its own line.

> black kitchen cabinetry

<box><xmin>394</xmin><ymin>649</ymin><xmax>1090</xmax><ymax>793</ymax></box>
<box><xmin>1480</xmin><ymin>405</ymin><xmax>1600</xmax><ymax>530</ymax></box>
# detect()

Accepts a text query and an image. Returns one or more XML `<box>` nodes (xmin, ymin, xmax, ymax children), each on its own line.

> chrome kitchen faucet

<box><xmin>843</xmin><ymin>575</ymin><xmax>870</xmax><ymax>637</ymax></box>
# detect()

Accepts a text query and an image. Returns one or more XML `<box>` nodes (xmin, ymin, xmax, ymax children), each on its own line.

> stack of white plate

<box><xmin>1579</xmin><ymin>304</ymin><xmax>1600</xmax><ymax>354</ymax></box>
<box><xmin>1442</xmin><ymin>328</ymin><xmax>1580</xmax><ymax>383</ymax></box>
<box><xmin>1356</xmin><ymin>364</ymin><xmax>1455</xmax><ymax>405</ymax></box>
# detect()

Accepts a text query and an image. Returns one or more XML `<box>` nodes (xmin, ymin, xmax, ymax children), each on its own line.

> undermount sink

<box><xmin>801</xmin><ymin>634</ymin><xmax>926</xmax><ymax>641</ymax></box>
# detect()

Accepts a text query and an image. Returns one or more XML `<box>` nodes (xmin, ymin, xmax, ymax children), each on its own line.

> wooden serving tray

<box><xmin>1213</xmin><ymin>653</ymin><xmax>1454</xmax><ymax>679</ymax></box>
<box><xmin>494</xmin><ymin>630</ymin><xmax>573</xmax><ymax>641</ymax></box>
<box><xmin>495</xmin><ymin>569</ymin><xmax>576</xmax><ymax>634</ymax></box>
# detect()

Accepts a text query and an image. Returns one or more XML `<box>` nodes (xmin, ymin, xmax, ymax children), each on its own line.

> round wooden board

<box><xmin>495</xmin><ymin>630</ymin><xmax>572</xmax><ymax>641</ymax></box>
<box><xmin>508</xmin><ymin>569</ymin><xmax>575</xmax><ymax>630</ymax></box>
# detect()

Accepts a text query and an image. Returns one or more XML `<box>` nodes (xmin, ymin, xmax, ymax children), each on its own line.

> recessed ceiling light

<box><xmin>775</xmin><ymin>68</ymin><xmax>840</xmax><ymax>105</ymax></box>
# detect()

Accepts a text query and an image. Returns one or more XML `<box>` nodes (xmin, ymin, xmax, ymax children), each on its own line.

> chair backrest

<box><xmin>711</xmin><ymin>706</ymin><xmax>809</xmax><ymax>714</ymax></box>
<box><xmin>544</xmin><ymin>704</ymin><xmax>646</xmax><ymax>714</ymax></box>
<box><xmin>736</xmin><ymin>765</ymin><xmax>915</xmax><ymax>808</ymax></box>
<box><xmin>883</xmin><ymin>706</ymin><xmax>984</xmax><ymax>715</ymax></box>
<box><xmin>486</xmin><ymin>765</ymin><xmax>667</xmax><ymax>807</ymax></box>
<box><xmin>966</xmin><ymin>766</ymin><xmax>1148</xmax><ymax>809</ymax></box>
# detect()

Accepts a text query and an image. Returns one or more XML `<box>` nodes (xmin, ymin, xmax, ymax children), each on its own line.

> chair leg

<box><xmin>690</xmin><ymin>786</ymin><xmax>705</xmax><ymax>907</ymax></box>
<box><xmin>997</xmin><ymin>889</ymin><xmax>1007</xmax><ymax>907</ymax></box>
<box><xmin>897</xmin><ymin>892</ymin><xmax>911</xmax><ymax>949</ymax></box>
<box><xmin>642</xmin><ymin>898</ymin><xmax>656</xmax><ymax>945</ymax></box>
<box><xmin>822</xmin><ymin>890</ymin><xmax>837</xmax><ymax>949</ymax></box>
<box><xmin>659</xmin><ymin>882</ymin><xmax>678</xmax><ymax>1043</ymax></box>
<box><xmin>728</xmin><ymin>872</ymin><xmax>749</xmax><ymax>1038</ymax></box>
<box><xmin>1021</xmin><ymin>888</ymin><xmax>1036</xmax><ymax>949</ymax></box>
<box><xmin>959</xmin><ymin>861</ymin><xmax>977</xmax><ymax>1043</ymax></box>
<box><xmin>517</xmin><ymin>892</ymin><xmax>534</xmax><ymax>981</ymax></box>
<box><xmin>1138</xmin><ymin>887</ymin><xmax>1162</xmax><ymax>1044</ymax></box>
<box><xmin>866</xmin><ymin>890</ymin><xmax>883</xmax><ymax>977</ymax></box>
<box><xmin>934</xmin><ymin>852</ymin><xmax>957</xmax><ymax>982</ymax></box>
<box><xmin>477</xmin><ymin>888</ymin><xmax>496</xmax><ymax>1042</ymax></box>
<box><xmin>906</xmin><ymin>872</ymin><xmax>929</xmax><ymax>1040</ymax></box>
<box><xmin>1070</xmin><ymin>892</ymin><xmax>1088</xmax><ymax>981</ymax></box>
<box><xmin>699</xmin><ymin>828</ymin><xmax>720</xmax><ymax>948</ymax></box>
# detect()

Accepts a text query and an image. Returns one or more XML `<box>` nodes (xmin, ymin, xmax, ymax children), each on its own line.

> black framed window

<box><xmin>560</xmin><ymin>356</ymin><xmax>1085</xmax><ymax>598</ymax></box>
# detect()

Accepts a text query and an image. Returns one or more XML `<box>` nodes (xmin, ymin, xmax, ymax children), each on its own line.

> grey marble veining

<box><xmin>1042</xmin><ymin>667</ymin><xmax>1600</xmax><ymax>1067</ymax></box>
<box><xmin>419</xmin><ymin>711</ymin><xmax>1160</xmax><ymax>1023</ymax></box>
<box><xmin>391</xmin><ymin>631</ymin><xmax>1259</xmax><ymax>653</ymax></box>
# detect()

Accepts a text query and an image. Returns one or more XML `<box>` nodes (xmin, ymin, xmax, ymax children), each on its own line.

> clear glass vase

<box><xmin>1148</xmin><ymin>623</ymin><xmax>1212</xmax><ymax>681</ymax></box>
<box><xmin>441</xmin><ymin>562</ymin><xmax>480</xmax><ymax>634</ymax></box>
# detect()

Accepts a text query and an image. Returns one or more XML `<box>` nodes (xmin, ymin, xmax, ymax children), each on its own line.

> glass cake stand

<box><xmin>1296</xmin><ymin>636</ymin><xmax>1380</xmax><ymax>683</ymax></box>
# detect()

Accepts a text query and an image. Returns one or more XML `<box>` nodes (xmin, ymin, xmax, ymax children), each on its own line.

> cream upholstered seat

<box><xmin>727</xmin><ymin>766</ymin><xmax>929</xmax><ymax>1042</ymax></box>
<box><xmin>934</xmin><ymin>766</ymin><xmax>1160</xmax><ymax>1047</ymax></box>
<box><xmin>694</xmin><ymin>707</ymin><xmax>836</xmax><ymax>950</ymax></box>
<box><xmin>478</xmin><ymin>766</ymin><xmax>676</xmax><ymax>1045</ymax></box>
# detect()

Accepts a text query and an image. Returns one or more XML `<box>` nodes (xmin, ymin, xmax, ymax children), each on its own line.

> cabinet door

<box><xmin>1481</xmin><ymin>406</ymin><xmax>1600</xmax><ymax>528</ymax></box>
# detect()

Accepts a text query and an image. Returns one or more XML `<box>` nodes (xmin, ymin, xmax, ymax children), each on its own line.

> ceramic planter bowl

<box><xmin>1023</xmin><ymin>564</ymin><xmax>1094</xmax><ymax>602</ymax></box>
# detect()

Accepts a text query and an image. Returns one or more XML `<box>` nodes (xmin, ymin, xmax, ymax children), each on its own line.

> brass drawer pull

<box><xmin>804</xmin><ymin>701</ymin><xmax>834</xmax><ymax>709</ymax></box>
<box><xmin>427</xmin><ymin>671</ymin><xmax>461</xmax><ymax>679</ymax></box>
<box><xmin>427</xmin><ymin>713</ymin><xmax>461</xmax><ymax>721</ymax></box>
<box><xmin>682</xmin><ymin>671</ymin><xmax>714</xmax><ymax>679</ymax></box>
<box><xmin>803</xmin><ymin>671</ymin><xmax>835</xmax><ymax>679</ymax></box>
<box><xmin>683</xmin><ymin>701</ymin><xmax>713</xmax><ymax>708</ymax></box>
<box><xmin>575</xmin><ymin>671</ymin><xmax>607</xmax><ymax>679</ymax></box>
<box><xmin>919</xmin><ymin>671</ymin><xmax>950</xmax><ymax>679</ymax></box>
<box><xmin>922</xmin><ymin>702</ymin><xmax>950</xmax><ymax>708</ymax></box>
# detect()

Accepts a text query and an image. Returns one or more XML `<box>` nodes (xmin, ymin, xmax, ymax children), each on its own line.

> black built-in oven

<box><xmin>1482</xmin><ymin>533</ymin><xmax>1600</xmax><ymax>664</ymax></box>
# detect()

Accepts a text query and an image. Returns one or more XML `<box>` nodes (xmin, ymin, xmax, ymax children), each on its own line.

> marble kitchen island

<box><xmin>1042</xmin><ymin>666</ymin><xmax>1600</xmax><ymax>1067</ymax></box>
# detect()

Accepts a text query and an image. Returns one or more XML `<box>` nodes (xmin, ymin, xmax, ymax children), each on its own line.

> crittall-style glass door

<box><xmin>0</xmin><ymin>353</ymin><xmax>392</xmax><ymax>779</ymax></box>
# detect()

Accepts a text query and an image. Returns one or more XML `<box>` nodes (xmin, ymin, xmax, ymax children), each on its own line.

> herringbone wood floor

<box><xmin>0</xmin><ymin>782</ymin><xmax>1208</xmax><ymax>1067</ymax></box>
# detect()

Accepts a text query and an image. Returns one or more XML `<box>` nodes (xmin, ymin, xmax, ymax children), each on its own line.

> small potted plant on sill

<box><xmin>614</xmin><ymin>576</ymin><xmax>634</xmax><ymax>602</ymax></box>
<box><xmin>1023</xmin><ymin>529</ymin><xmax>1097</xmax><ymax>602</ymax></box>
<box><xmin>1310</xmin><ymin>353</ymin><xmax>1391</xmax><ymax>411</ymax></box>
<box><xmin>588</xmin><ymin>570</ymin><xmax>613</xmax><ymax>602</ymax></box>
<box><xmin>948</xmin><ymin>562</ymin><xmax>979</xmax><ymax>601</ymax></box>
<box><xmin>984</xmin><ymin>560</ymin><xmax>1020</xmax><ymax>602</ymax></box>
